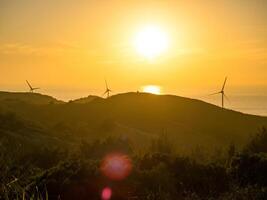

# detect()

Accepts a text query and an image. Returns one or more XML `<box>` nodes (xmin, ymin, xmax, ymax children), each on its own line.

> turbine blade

<box><xmin>221</xmin><ymin>77</ymin><xmax>227</xmax><ymax>91</ymax></box>
<box><xmin>208</xmin><ymin>92</ymin><xmax>221</xmax><ymax>96</ymax></box>
<box><xmin>26</xmin><ymin>80</ymin><xmax>33</xmax><ymax>90</ymax></box>
<box><xmin>103</xmin><ymin>90</ymin><xmax>108</xmax><ymax>96</ymax></box>
<box><xmin>105</xmin><ymin>79</ymin><xmax>108</xmax><ymax>89</ymax></box>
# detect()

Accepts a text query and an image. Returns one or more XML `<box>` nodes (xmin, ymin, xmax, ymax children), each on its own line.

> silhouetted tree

<box><xmin>230</xmin><ymin>153</ymin><xmax>267</xmax><ymax>187</ymax></box>
<box><xmin>149</xmin><ymin>133</ymin><xmax>173</xmax><ymax>154</ymax></box>
<box><xmin>244</xmin><ymin>127</ymin><xmax>267</xmax><ymax>153</ymax></box>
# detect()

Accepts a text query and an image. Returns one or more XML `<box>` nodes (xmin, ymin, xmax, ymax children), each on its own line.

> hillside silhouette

<box><xmin>1</xmin><ymin>91</ymin><xmax>267</xmax><ymax>199</ymax></box>
<box><xmin>0</xmin><ymin>91</ymin><xmax>63</xmax><ymax>105</ymax></box>
<box><xmin>0</xmin><ymin>91</ymin><xmax>266</xmax><ymax>153</ymax></box>
<box><xmin>69</xmin><ymin>95</ymin><xmax>102</xmax><ymax>104</ymax></box>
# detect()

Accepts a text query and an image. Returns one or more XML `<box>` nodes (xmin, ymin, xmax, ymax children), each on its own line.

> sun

<box><xmin>142</xmin><ymin>85</ymin><xmax>162</xmax><ymax>95</ymax></box>
<box><xmin>134</xmin><ymin>25</ymin><xmax>169</xmax><ymax>59</ymax></box>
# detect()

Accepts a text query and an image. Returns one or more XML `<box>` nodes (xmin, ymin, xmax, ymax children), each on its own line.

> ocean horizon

<box><xmin>199</xmin><ymin>95</ymin><xmax>267</xmax><ymax>117</ymax></box>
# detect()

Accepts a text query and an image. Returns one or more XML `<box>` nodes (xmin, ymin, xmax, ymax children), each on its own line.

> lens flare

<box><xmin>101</xmin><ymin>187</ymin><xmax>112</xmax><ymax>200</ymax></box>
<box><xmin>100</xmin><ymin>153</ymin><xmax>132</xmax><ymax>181</ymax></box>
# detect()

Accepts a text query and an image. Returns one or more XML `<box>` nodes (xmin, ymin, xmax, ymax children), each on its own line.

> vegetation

<box><xmin>0</xmin><ymin>128</ymin><xmax>267</xmax><ymax>199</ymax></box>
<box><xmin>1</xmin><ymin>92</ymin><xmax>267</xmax><ymax>199</ymax></box>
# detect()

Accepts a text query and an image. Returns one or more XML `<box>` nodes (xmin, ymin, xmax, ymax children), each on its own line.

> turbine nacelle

<box><xmin>210</xmin><ymin>77</ymin><xmax>228</xmax><ymax>108</ymax></box>
<box><xmin>103</xmin><ymin>79</ymin><xmax>112</xmax><ymax>98</ymax></box>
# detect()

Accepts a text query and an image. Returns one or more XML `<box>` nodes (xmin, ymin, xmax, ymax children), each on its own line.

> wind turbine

<box><xmin>26</xmin><ymin>80</ymin><xmax>40</xmax><ymax>93</ymax></box>
<box><xmin>210</xmin><ymin>77</ymin><xmax>229</xmax><ymax>108</ymax></box>
<box><xmin>103</xmin><ymin>79</ymin><xmax>112</xmax><ymax>98</ymax></box>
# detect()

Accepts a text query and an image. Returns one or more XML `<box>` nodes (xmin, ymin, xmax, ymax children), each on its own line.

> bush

<box><xmin>80</xmin><ymin>136</ymin><xmax>133</xmax><ymax>159</ymax></box>
<box><xmin>219</xmin><ymin>185</ymin><xmax>267</xmax><ymax>200</ymax></box>
<box><xmin>230</xmin><ymin>153</ymin><xmax>267</xmax><ymax>187</ymax></box>
<box><xmin>244</xmin><ymin>127</ymin><xmax>267</xmax><ymax>154</ymax></box>
<box><xmin>172</xmin><ymin>157</ymin><xmax>229</xmax><ymax>198</ymax></box>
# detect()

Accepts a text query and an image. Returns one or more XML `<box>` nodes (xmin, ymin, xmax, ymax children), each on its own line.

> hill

<box><xmin>0</xmin><ymin>112</ymin><xmax>71</xmax><ymax>160</ymax></box>
<box><xmin>70</xmin><ymin>95</ymin><xmax>102</xmax><ymax>104</ymax></box>
<box><xmin>0</xmin><ymin>91</ymin><xmax>64</xmax><ymax>105</ymax></box>
<box><xmin>0</xmin><ymin>92</ymin><xmax>267</xmax><ymax>153</ymax></box>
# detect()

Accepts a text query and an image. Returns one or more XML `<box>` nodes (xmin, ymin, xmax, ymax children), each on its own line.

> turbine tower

<box><xmin>210</xmin><ymin>77</ymin><xmax>228</xmax><ymax>108</ymax></box>
<box><xmin>103</xmin><ymin>79</ymin><xmax>112</xmax><ymax>98</ymax></box>
<box><xmin>26</xmin><ymin>80</ymin><xmax>40</xmax><ymax>93</ymax></box>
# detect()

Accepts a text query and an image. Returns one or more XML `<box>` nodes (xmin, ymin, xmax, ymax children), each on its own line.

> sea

<box><xmin>198</xmin><ymin>95</ymin><xmax>267</xmax><ymax>116</ymax></box>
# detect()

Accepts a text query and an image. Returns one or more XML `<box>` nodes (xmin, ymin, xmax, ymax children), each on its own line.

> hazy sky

<box><xmin>1</xmin><ymin>0</ymin><xmax>267</xmax><ymax>100</ymax></box>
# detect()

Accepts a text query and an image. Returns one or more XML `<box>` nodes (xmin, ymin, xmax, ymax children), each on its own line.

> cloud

<box><xmin>0</xmin><ymin>42</ymin><xmax>80</xmax><ymax>56</ymax></box>
<box><xmin>0</xmin><ymin>43</ymin><xmax>37</xmax><ymax>55</ymax></box>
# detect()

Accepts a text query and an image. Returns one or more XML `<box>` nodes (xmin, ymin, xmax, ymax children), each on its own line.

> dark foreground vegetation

<box><xmin>1</xmin><ymin>92</ymin><xmax>267</xmax><ymax>199</ymax></box>
<box><xmin>1</xmin><ymin>126</ymin><xmax>267</xmax><ymax>199</ymax></box>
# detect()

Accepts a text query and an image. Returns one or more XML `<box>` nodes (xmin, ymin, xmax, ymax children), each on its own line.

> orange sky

<box><xmin>0</xmin><ymin>0</ymin><xmax>267</xmax><ymax>100</ymax></box>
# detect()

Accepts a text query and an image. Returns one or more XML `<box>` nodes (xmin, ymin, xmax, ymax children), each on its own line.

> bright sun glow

<box><xmin>134</xmin><ymin>25</ymin><xmax>169</xmax><ymax>59</ymax></box>
<box><xmin>142</xmin><ymin>85</ymin><xmax>162</xmax><ymax>95</ymax></box>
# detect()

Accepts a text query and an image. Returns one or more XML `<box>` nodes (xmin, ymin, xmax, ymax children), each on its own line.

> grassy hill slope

<box><xmin>1</xmin><ymin>92</ymin><xmax>266</xmax><ymax>152</ymax></box>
